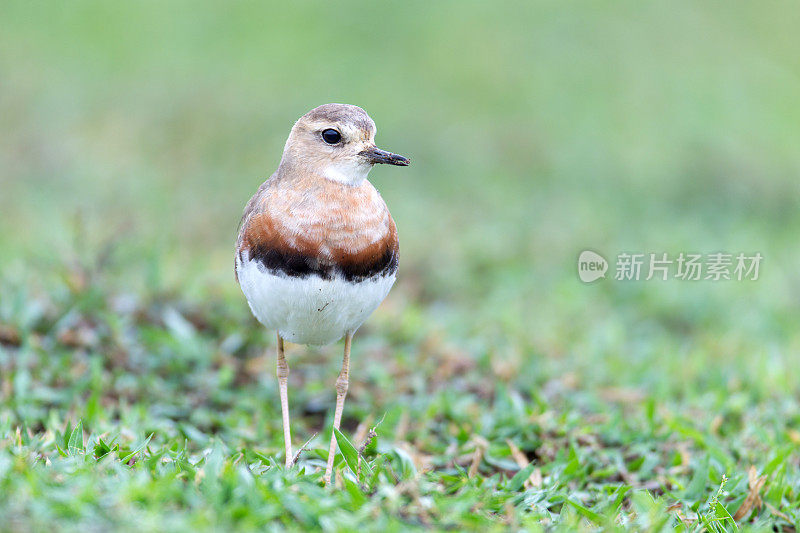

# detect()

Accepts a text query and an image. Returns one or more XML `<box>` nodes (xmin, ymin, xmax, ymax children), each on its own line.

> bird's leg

<box><xmin>276</xmin><ymin>333</ymin><xmax>292</xmax><ymax>468</ymax></box>
<box><xmin>324</xmin><ymin>331</ymin><xmax>352</xmax><ymax>485</ymax></box>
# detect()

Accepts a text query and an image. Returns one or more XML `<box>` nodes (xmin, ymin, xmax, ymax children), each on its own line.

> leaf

<box><xmin>61</xmin><ymin>421</ymin><xmax>73</xmax><ymax>450</ymax></box>
<box><xmin>763</xmin><ymin>446</ymin><xmax>791</xmax><ymax>477</ymax></box>
<box><xmin>343</xmin><ymin>475</ymin><xmax>367</xmax><ymax>506</ymax></box>
<box><xmin>94</xmin><ymin>437</ymin><xmax>111</xmax><ymax>458</ymax></box>
<box><xmin>566</xmin><ymin>498</ymin><xmax>603</xmax><ymax>524</ymax></box>
<box><xmin>389</xmin><ymin>446</ymin><xmax>417</xmax><ymax>480</ymax></box>
<box><xmin>714</xmin><ymin>501</ymin><xmax>738</xmax><ymax>531</ymax></box>
<box><xmin>121</xmin><ymin>433</ymin><xmax>154</xmax><ymax>463</ymax></box>
<box><xmin>333</xmin><ymin>428</ymin><xmax>374</xmax><ymax>483</ymax></box>
<box><xmin>369</xmin><ymin>455</ymin><xmax>387</xmax><ymax>488</ymax></box>
<box><xmin>356</xmin><ymin>454</ymin><xmax>374</xmax><ymax>482</ymax></box>
<box><xmin>563</xmin><ymin>442</ymin><xmax>582</xmax><ymax>476</ymax></box>
<box><xmin>611</xmin><ymin>485</ymin><xmax>632</xmax><ymax>511</ymax></box>
<box><xmin>507</xmin><ymin>462</ymin><xmax>537</xmax><ymax>491</ymax></box>
<box><xmin>333</xmin><ymin>428</ymin><xmax>358</xmax><ymax>476</ymax></box>
<box><xmin>68</xmin><ymin>421</ymin><xmax>84</xmax><ymax>455</ymax></box>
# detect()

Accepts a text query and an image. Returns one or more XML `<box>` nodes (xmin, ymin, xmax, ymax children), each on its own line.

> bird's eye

<box><xmin>321</xmin><ymin>129</ymin><xmax>341</xmax><ymax>144</ymax></box>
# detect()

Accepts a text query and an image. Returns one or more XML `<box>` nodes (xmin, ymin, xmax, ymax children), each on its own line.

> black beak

<box><xmin>360</xmin><ymin>146</ymin><xmax>410</xmax><ymax>166</ymax></box>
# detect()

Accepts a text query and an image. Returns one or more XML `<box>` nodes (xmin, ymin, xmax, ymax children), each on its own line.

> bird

<box><xmin>235</xmin><ymin>103</ymin><xmax>409</xmax><ymax>485</ymax></box>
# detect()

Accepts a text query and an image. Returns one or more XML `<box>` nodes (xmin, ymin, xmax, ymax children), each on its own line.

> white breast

<box><xmin>236</xmin><ymin>254</ymin><xmax>396</xmax><ymax>346</ymax></box>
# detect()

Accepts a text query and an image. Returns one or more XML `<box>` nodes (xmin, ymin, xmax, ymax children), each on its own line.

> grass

<box><xmin>2</xmin><ymin>1</ymin><xmax>800</xmax><ymax>530</ymax></box>
<box><xmin>2</xmin><ymin>261</ymin><xmax>798</xmax><ymax>531</ymax></box>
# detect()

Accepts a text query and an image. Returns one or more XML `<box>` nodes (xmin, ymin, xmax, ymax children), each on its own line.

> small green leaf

<box><xmin>565</xmin><ymin>498</ymin><xmax>603</xmax><ymax>524</ymax></box>
<box><xmin>94</xmin><ymin>437</ymin><xmax>118</xmax><ymax>459</ymax></box>
<box><xmin>55</xmin><ymin>444</ymin><xmax>68</xmax><ymax>457</ymax></box>
<box><xmin>333</xmin><ymin>428</ymin><xmax>358</xmax><ymax>475</ymax></box>
<box><xmin>121</xmin><ymin>433</ymin><xmax>154</xmax><ymax>463</ymax></box>
<box><xmin>343</xmin><ymin>475</ymin><xmax>367</xmax><ymax>506</ymax></box>
<box><xmin>61</xmin><ymin>422</ymin><xmax>73</xmax><ymax>450</ymax></box>
<box><xmin>68</xmin><ymin>421</ymin><xmax>84</xmax><ymax>455</ymax></box>
<box><xmin>507</xmin><ymin>462</ymin><xmax>536</xmax><ymax>491</ymax></box>
<box><xmin>763</xmin><ymin>446</ymin><xmax>792</xmax><ymax>476</ymax></box>
<box><xmin>611</xmin><ymin>485</ymin><xmax>632</xmax><ymax>510</ymax></box>
<box><xmin>390</xmin><ymin>447</ymin><xmax>417</xmax><ymax>479</ymax></box>
<box><xmin>358</xmin><ymin>455</ymin><xmax>374</xmax><ymax>482</ymax></box>
<box><xmin>714</xmin><ymin>501</ymin><xmax>738</xmax><ymax>531</ymax></box>
<box><xmin>369</xmin><ymin>455</ymin><xmax>387</xmax><ymax>488</ymax></box>
<box><xmin>94</xmin><ymin>438</ymin><xmax>110</xmax><ymax>457</ymax></box>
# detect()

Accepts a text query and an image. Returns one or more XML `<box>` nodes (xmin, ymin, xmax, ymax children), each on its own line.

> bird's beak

<box><xmin>360</xmin><ymin>146</ymin><xmax>410</xmax><ymax>166</ymax></box>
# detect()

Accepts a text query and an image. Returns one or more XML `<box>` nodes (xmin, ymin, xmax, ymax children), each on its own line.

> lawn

<box><xmin>1</xmin><ymin>1</ymin><xmax>799</xmax><ymax>531</ymax></box>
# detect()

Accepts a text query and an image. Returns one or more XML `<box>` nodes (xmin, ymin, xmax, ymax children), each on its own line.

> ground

<box><xmin>1</xmin><ymin>2</ymin><xmax>799</xmax><ymax>531</ymax></box>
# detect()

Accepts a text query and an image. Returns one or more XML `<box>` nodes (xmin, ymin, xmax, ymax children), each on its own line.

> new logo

<box><xmin>578</xmin><ymin>250</ymin><xmax>608</xmax><ymax>283</ymax></box>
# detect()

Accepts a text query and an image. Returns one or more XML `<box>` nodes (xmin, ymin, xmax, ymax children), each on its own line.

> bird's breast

<box><xmin>237</xmin><ymin>179</ymin><xmax>399</xmax><ymax>282</ymax></box>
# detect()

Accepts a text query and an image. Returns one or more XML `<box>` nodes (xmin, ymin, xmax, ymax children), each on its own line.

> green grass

<box><xmin>3</xmin><ymin>268</ymin><xmax>798</xmax><ymax>531</ymax></box>
<box><xmin>2</xmin><ymin>1</ymin><xmax>800</xmax><ymax>530</ymax></box>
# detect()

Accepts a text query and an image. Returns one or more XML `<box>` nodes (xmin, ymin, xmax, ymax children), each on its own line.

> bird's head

<box><xmin>281</xmin><ymin>103</ymin><xmax>409</xmax><ymax>185</ymax></box>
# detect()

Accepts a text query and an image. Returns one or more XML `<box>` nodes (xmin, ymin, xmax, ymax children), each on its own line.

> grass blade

<box><xmin>333</xmin><ymin>428</ymin><xmax>358</xmax><ymax>476</ymax></box>
<box><xmin>507</xmin><ymin>462</ymin><xmax>536</xmax><ymax>491</ymax></box>
<box><xmin>566</xmin><ymin>498</ymin><xmax>603</xmax><ymax>524</ymax></box>
<box><xmin>121</xmin><ymin>433</ymin><xmax>154</xmax><ymax>463</ymax></box>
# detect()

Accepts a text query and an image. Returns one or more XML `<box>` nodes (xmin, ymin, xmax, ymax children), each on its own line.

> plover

<box><xmin>235</xmin><ymin>103</ymin><xmax>409</xmax><ymax>484</ymax></box>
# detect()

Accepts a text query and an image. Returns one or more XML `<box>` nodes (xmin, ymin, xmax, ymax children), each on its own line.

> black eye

<box><xmin>321</xmin><ymin>129</ymin><xmax>341</xmax><ymax>144</ymax></box>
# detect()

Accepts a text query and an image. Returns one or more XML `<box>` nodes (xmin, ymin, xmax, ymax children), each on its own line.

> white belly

<box><xmin>236</xmin><ymin>255</ymin><xmax>396</xmax><ymax>345</ymax></box>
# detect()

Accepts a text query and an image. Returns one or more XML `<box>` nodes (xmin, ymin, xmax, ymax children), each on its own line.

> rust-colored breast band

<box><xmin>239</xmin><ymin>213</ymin><xmax>399</xmax><ymax>282</ymax></box>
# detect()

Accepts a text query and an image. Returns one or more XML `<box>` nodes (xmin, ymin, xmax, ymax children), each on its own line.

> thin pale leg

<box><xmin>276</xmin><ymin>333</ymin><xmax>292</xmax><ymax>467</ymax></box>
<box><xmin>324</xmin><ymin>332</ymin><xmax>352</xmax><ymax>485</ymax></box>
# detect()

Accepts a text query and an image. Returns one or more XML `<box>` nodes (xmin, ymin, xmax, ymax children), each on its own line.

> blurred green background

<box><xmin>2</xmin><ymin>1</ymin><xmax>800</xmax><ymax>394</ymax></box>
<box><xmin>3</xmin><ymin>1</ymin><xmax>798</xmax><ymax>375</ymax></box>
<box><xmin>1</xmin><ymin>1</ymin><xmax>800</xmax><ymax>527</ymax></box>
